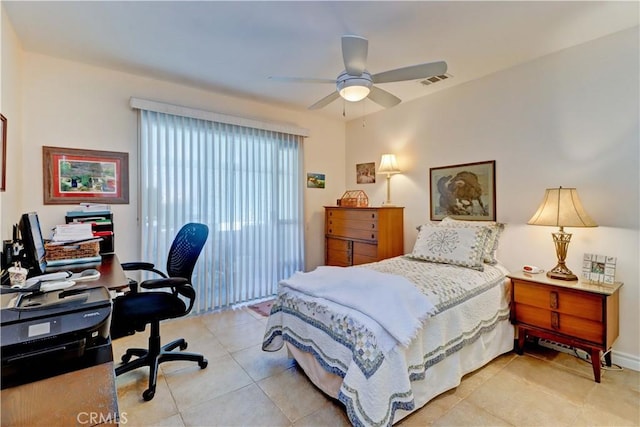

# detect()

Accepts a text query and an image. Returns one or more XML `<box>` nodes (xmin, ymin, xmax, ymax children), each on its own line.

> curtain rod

<box><xmin>130</xmin><ymin>97</ymin><xmax>309</xmax><ymax>137</ymax></box>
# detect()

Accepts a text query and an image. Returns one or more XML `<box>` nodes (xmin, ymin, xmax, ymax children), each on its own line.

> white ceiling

<box><xmin>4</xmin><ymin>1</ymin><xmax>639</xmax><ymax>121</ymax></box>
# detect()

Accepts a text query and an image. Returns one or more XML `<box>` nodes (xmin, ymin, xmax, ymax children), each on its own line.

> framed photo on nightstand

<box><xmin>582</xmin><ymin>253</ymin><xmax>616</xmax><ymax>284</ymax></box>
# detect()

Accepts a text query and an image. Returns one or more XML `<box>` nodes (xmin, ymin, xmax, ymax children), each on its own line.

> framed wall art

<box><xmin>1</xmin><ymin>114</ymin><xmax>6</xmax><ymax>192</ymax></box>
<box><xmin>429</xmin><ymin>160</ymin><xmax>496</xmax><ymax>221</ymax></box>
<box><xmin>307</xmin><ymin>173</ymin><xmax>325</xmax><ymax>188</ymax></box>
<box><xmin>43</xmin><ymin>146</ymin><xmax>129</xmax><ymax>204</ymax></box>
<box><xmin>356</xmin><ymin>162</ymin><xmax>376</xmax><ymax>184</ymax></box>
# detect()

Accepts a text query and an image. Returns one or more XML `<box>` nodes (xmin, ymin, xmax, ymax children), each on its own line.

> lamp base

<box><xmin>546</xmin><ymin>264</ymin><xmax>578</xmax><ymax>281</ymax></box>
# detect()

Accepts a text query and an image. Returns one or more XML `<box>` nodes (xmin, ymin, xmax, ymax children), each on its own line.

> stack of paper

<box><xmin>51</xmin><ymin>223</ymin><xmax>95</xmax><ymax>243</ymax></box>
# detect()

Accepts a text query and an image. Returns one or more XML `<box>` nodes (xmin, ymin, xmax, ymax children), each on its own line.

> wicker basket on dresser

<box><xmin>324</xmin><ymin>206</ymin><xmax>404</xmax><ymax>266</ymax></box>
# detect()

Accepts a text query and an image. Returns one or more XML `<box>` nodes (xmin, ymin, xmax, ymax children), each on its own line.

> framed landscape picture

<box><xmin>429</xmin><ymin>160</ymin><xmax>496</xmax><ymax>221</ymax></box>
<box><xmin>43</xmin><ymin>146</ymin><xmax>129</xmax><ymax>204</ymax></box>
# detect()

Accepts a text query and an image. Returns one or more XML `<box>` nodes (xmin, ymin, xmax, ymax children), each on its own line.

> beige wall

<box><xmin>345</xmin><ymin>27</ymin><xmax>639</xmax><ymax>368</ymax></box>
<box><xmin>1</xmin><ymin>10</ymin><xmax>345</xmax><ymax>271</ymax></box>
<box><xmin>1</xmin><ymin>7</ymin><xmax>24</xmax><ymax>238</ymax></box>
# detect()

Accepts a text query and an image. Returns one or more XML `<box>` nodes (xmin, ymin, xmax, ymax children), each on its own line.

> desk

<box><xmin>1</xmin><ymin>254</ymin><xmax>128</xmax><ymax>426</ymax></box>
<box><xmin>53</xmin><ymin>253</ymin><xmax>129</xmax><ymax>291</ymax></box>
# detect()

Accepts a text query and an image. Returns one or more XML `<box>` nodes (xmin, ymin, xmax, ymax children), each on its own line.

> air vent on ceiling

<box><xmin>419</xmin><ymin>73</ymin><xmax>453</xmax><ymax>86</ymax></box>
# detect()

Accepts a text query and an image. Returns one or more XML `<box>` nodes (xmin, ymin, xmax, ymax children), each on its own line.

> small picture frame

<box><xmin>356</xmin><ymin>162</ymin><xmax>376</xmax><ymax>184</ymax></box>
<box><xmin>307</xmin><ymin>173</ymin><xmax>325</xmax><ymax>188</ymax></box>
<box><xmin>582</xmin><ymin>253</ymin><xmax>616</xmax><ymax>284</ymax></box>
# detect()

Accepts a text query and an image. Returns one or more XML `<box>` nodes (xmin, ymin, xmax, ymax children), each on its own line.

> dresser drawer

<box><xmin>326</xmin><ymin>217</ymin><xmax>378</xmax><ymax>232</ymax></box>
<box><xmin>326</xmin><ymin>223</ymin><xmax>378</xmax><ymax>242</ymax></box>
<box><xmin>512</xmin><ymin>280</ymin><xmax>603</xmax><ymax>322</ymax></box>
<box><xmin>353</xmin><ymin>242</ymin><xmax>378</xmax><ymax>265</ymax></box>
<box><xmin>326</xmin><ymin>209</ymin><xmax>378</xmax><ymax>222</ymax></box>
<box><xmin>514</xmin><ymin>304</ymin><xmax>603</xmax><ymax>344</ymax></box>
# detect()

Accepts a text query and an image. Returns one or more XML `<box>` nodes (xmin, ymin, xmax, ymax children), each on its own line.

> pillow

<box><xmin>440</xmin><ymin>217</ymin><xmax>505</xmax><ymax>265</ymax></box>
<box><xmin>408</xmin><ymin>224</ymin><xmax>490</xmax><ymax>270</ymax></box>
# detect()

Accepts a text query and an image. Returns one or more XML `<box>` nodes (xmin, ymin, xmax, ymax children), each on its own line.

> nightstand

<box><xmin>508</xmin><ymin>271</ymin><xmax>622</xmax><ymax>383</ymax></box>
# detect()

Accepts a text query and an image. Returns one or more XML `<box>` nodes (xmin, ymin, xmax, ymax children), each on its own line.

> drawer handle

<box><xmin>551</xmin><ymin>312</ymin><xmax>560</xmax><ymax>330</ymax></box>
<box><xmin>371</xmin><ymin>214</ymin><xmax>375</xmax><ymax>218</ymax></box>
<box><xmin>550</xmin><ymin>291</ymin><xmax>558</xmax><ymax>309</ymax></box>
<box><xmin>371</xmin><ymin>224</ymin><xmax>375</xmax><ymax>229</ymax></box>
<box><xmin>328</xmin><ymin>228</ymin><xmax>332</xmax><ymax>233</ymax></box>
<box><xmin>371</xmin><ymin>234</ymin><xmax>375</xmax><ymax>239</ymax></box>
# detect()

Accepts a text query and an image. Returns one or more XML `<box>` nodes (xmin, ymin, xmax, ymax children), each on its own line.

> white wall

<box><xmin>0</xmin><ymin>7</ymin><xmax>24</xmax><ymax>239</ymax></box>
<box><xmin>6</xmin><ymin>51</ymin><xmax>345</xmax><ymax>271</ymax></box>
<box><xmin>346</xmin><ymin>28</ymin><xmax>639</xmax><ymax>368</ymax></box>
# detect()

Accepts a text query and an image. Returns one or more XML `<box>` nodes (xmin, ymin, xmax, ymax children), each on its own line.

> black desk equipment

<box><xmin>1</xmin><ymin>286</ymin><xmax>112</xmax><ymax>388</ymax></box>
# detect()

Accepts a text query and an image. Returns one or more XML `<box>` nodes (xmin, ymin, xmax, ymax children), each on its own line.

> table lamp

<box><xmin>377</xmin><ymin>154</ymin><xmax>401</xmax><ymax>205</ymax></box>
<box><xmin>527</xmin><ymin>186</ymin><xmax>597</xmax><ymax>280</ymax></box>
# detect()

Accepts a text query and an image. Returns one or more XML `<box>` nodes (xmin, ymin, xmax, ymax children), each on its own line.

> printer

<box><xmin>1</xmin><ymin>286</ymin><xmax>113</xmax><ymax>388</ymax></box>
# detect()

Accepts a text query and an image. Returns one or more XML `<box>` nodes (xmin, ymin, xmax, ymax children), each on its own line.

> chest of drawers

<box><xmin>508</xmin><ymin>272</ymin><xmax>622</xmax><ymax>382</ymax></box>
<box><xmin>324</xmin><ymin>206</ymin><xmax>404</xmax><ymax>266</ymax></box>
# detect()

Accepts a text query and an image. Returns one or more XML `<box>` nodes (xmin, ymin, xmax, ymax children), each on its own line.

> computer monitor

<box><xmin>18</xmin><ymin>212</ymin><xmax>47</xmax><ymax>277</ymax></box>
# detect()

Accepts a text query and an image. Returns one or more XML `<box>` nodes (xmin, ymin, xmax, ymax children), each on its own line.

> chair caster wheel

<box><xmin>180</xmin><ymin>342</ymin><xmax>188</xmax><ymax>351</ymax></box>
<box><xmin>121</xmin><ymin>354</ymin><xmax>132</xmax><ymax>363</ymax></box>
<box><xmin>199</xmin><ymin>359</ymin><xmax>208</xmax><ymax>369</ymax></box>
<box><xmin>143</xmin><ymin>389</ymin><xmax>155</xmax><ymax>401</ymax></box>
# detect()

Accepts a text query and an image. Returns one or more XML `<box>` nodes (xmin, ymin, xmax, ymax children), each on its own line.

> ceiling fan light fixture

<box><xmin>337</xmin><ymin>73</ymin><xmax>373</xmax><ymax>102</ymax></box>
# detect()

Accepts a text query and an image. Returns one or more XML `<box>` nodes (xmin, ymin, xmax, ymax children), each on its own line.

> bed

<box><xmin>262</xmin><ymin>218</ymin><xmax>514</xmax><ymax>426</ymax></box>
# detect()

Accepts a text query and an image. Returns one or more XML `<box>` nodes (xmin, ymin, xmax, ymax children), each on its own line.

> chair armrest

<box><xmin>140</xmin><ymin>277</ymin><xmax>188</xmax><ymax>290</ymax></box>
<box><xmin>121</xmin><ymin>262</ymin><xmax>167</xmax><ymax>278</ymax></box>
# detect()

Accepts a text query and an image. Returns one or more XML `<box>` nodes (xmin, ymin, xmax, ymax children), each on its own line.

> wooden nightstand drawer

<box><xmin>514</xmin><ymin>304</ymin><xmax>603</xmax><ymax>343</ymax></box>
<box><xmin>513</xmin><ymin>280</ymin><xmax>603</xmax><ymax>322</ymax></box>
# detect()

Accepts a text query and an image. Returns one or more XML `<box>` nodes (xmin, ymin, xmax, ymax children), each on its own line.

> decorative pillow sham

<box><xmin>408</xmin><ymin>224</ymin><xmax>490</xmax><ymax>270</ymax></box>
<box><xmin>440</xmin><ymin>217</ymin><xmax>505</xmax><ymax>265</ymax></box>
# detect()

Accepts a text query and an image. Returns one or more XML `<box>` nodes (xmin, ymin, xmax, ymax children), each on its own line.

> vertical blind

<box><xmin>138</xmin><ymin>109</ymin><xmax>305</xmax><ymax>313</ymax></box>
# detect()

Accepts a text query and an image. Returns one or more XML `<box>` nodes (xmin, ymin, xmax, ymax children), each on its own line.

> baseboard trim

<box><xmin>612</xmin><ymin>350</ymin><xmax>640</xmax><ymax>372</ymax></box>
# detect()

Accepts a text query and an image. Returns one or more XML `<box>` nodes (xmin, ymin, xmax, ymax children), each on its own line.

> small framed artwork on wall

<box><xmin>356</xmin><ymin>162</ymin><xmax>376</xmax><ymax>184</ymax></box>
<box><xmin>307</xmin><ymin>173</ymin><xmax>325</xmax><ymax>188</ymax></box>
<box><xmin>429</xmin><ymin>160</ymin><xmax>496</xmax><ymax>221</ymax></box>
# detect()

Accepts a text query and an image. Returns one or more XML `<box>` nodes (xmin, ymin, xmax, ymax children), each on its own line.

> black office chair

<box><xmin>110</xmin><ymin>222</ymin><xmax>209</xmax><ymax>401</ymax></box>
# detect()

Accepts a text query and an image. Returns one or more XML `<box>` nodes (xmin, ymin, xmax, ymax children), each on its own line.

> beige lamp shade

<box><xmin>377</xmin><ymin>154</ymin><xmax>401</xmax><ymax>174</ymax></box>
<box><xmin>528</xmin><ymin>187</ymin><xmax>597</xmax><ymax>228</ymax></box>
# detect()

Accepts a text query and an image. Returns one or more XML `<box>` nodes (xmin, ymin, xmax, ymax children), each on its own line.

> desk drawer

<box><xmin>513</xmin><ymin>280</ymin><xmax>603</xmax><ymax>322</ymax></box>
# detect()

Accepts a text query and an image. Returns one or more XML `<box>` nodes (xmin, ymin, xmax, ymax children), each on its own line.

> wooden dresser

<box><xmin>508</xmin><ymin>271</ymin><xmax>622</xmax><ymax>383</ymax></box>
<box><xmin>324</xmin><ymin>206</ymin><xmax>404</xmax><ymax>266</ymax></box>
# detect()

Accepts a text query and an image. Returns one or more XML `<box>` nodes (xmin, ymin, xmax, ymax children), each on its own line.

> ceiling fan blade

<box><xmin>342</xmin><ymin>35</ymin><xmax>368</xmax><ymax>76</ymax></box>
<box><xmin>372</xmin><ymin>61</ymin><xmax>448</xmax><ymax>84</ymax></box>
<box><xmin>367</xmin><ymin>86</ymin><xmax>401</xmax><ymax>108</ymax></box>
<box><xmin>308</xmin><ymin>91</ymin><xmax>341</xmax><ymax>110</ymax></box>
<box><xmin>269</xmin><ymin>76</ymin><xmax>336</xmax><ymax>84</ymax></box>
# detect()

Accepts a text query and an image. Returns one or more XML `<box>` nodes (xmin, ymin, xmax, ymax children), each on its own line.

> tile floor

<box><xmin>113</xmin><ymin>308</ymin><xmax>640</xmax><ymax>426</ymax></box>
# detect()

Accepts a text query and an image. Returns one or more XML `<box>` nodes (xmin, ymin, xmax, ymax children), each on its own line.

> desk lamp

<box><xmin>377</xmin><ymin>154</ymin><xmax>401</xmax><ymax>206</ymax></box>
<box><xmin>528</xmin><ymin>186</ymin><xmax>597</xmax><ymax>280</ymax></box>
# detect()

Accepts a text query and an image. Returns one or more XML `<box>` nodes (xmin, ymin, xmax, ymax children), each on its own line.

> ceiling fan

<box><xmin>270</xmin><ymin>35</ymin><xmax>447</xmax><ymax>110</ymax></box>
